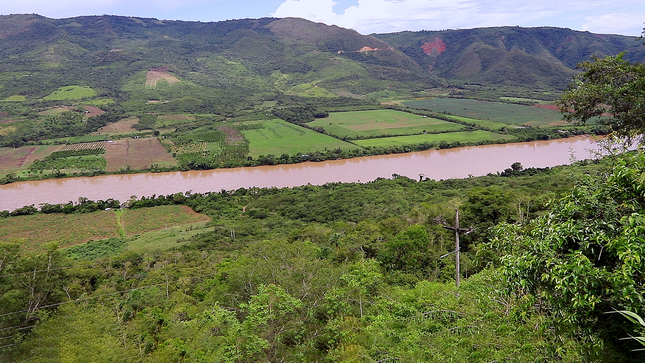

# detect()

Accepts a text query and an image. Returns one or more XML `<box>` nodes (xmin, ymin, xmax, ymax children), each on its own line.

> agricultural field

<box><xmin>0</xmin><ymin>205</ymin><xmax>210</xmax><ymax>252</ymax></box>
<box><xmin>156</xmin><ymin>114</ymin><xmax>197</xmax><ymax>129</ymax></box>
<box><xmin>146</xmin><ymin>70</ymin><xmax>180</xmax><ymax>88</ymax></box>
<box><xmin>28</xmin><ymin>141</ymin><xmax>107</xmax><ymax>174</ymax></box>
<box><xmin>94</xmin><ymin>117</ymin><xmax>139</xmax><ymax>135</ymax></box>
<box><xmin>122</xmin><ymin>205</ymin><xmax>210</xmax><ymax>235</ymax></box>
<box><xmin>442</xmin><ymin>115</ymin><xmax>511</xmax><ymax>131</ymax></box>
<box><xmin>240</xmin><ymin>119</ymin><xmax>359</xmax><ymax>157</ymax></box>
<box><xmin>404</xmin><ymin>98</ymin><xmax>564</xmax><ymax>126</ymax></box>
<box><xmin>43</xmin><ymin>85</ymin><xmax>97</xmax><ymax>101</ymax></box>
<box><xmin>37</xmin><ymin>105</ymin><xmax>104</xmax><ymax>117</ymax></box>
<box><xmin>353</xmin><ymin>130</ymin><xmax>516</xmax><ymax>148</ymax></box>
<box><xmin>307</xmin><ymin>109</ymin><xmax>467</xmax><ymax>138</ymax></box>
<box><xmin>105</xmin><ymin>137</ymin><xmax>177</xmax><ymax>171</ymax></box>
<box><xmin>0</xmin><ymin>144</ymin><xmax>64</xmax><ymax>175</ymax></box>
<box><xmin>0</xmin><ymin>211</ymin><xmax>119</xmax><ymax>250</ymax></box>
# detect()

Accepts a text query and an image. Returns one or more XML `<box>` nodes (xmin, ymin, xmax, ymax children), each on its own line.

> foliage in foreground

<box><xmin>1</xmin><ymin>156</ymin><xmax>643</xmax><ymax>361</ymax></box>
<box><xmin>488</xmin><ymin>151</ymin><xmax>645</xmax><ymax>358</ymax></box>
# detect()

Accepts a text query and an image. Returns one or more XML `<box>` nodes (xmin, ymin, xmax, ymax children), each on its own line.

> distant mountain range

<box><xmin>0</xmin><ymin>14</ymin><xmax>643</xmax><ymax>112</ymax></box>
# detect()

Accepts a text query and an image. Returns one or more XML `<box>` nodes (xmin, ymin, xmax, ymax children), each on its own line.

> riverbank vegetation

<box><xmin>1</xmin><ymin>153</ymin><xmax>644</xmax><ymax>361</ymax></box>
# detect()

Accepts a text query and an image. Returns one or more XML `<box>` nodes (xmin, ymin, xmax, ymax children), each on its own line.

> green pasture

<box><xmin>499</xmin><ymin>97</ymin><xmax>550</xmax><ymax>104</ymax></box>
<box><xmin>404</xmin><ymin>98</ymin><xmax>563</xmax><ymax>126</ymax></box>
<box><xmin>442</xmin><ymin>115</ymin><xmax>510</xmax><ymax>131</ymax></box>
<box><xmin>3</xmin><ymin>95</ymin><xmax>26</xmax><ymax>102</ymax></box>
<box><xmin>308</xmin><ymin>109</ymin><xmax>466</xmax><ymax>138</ymax></box>
<box><xmin>43</xmin><ymin>85</ymin><xmax>97</xmax><ymax>101</ymax></box>
<box><xmin>84</xmin><ymin>98</ymin><xmax>114</xmax><ymax>106</ymax></box>
<box><xmin>241</xmin><ymin>119</ymin><xmax>359</xmax><ymax>157</ymax></box>
<box><xmin>353</xmin><ymin>130</ymin><xmax>516</xmax><ymax>148</ymax></box>
<box><xmin>155</xmin><ymin>114</ymin><xmax>197</xmax><ymax>128</ymax></box>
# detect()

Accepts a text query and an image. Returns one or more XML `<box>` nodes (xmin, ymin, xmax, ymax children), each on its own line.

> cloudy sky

<box><xmin>2</xmin><ymin>0</ymin><xmax>643</xmax><ymax>36</ymax></box>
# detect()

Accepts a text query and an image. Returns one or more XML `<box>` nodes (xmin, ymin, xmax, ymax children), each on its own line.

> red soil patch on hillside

<box><xmin>421</xmin><ymin>38</ymin><xmax>447</xmax><ymax>56</ymax></box>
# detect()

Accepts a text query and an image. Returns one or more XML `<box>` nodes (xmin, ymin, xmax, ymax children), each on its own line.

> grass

<box><xmin>0</xmin><ymin>211</ymin><xmax>120</xmax><ymax>251</ymax></box>
<box><xmin>64</xmin><ymin>221</ymin><xmax>213</xmax><ymax>260</ymax></box>
<box><xmin>0</xmin><ymin>205</ymin><xmax>210</xmax><ymax>253</ymax></box>
<box><xmin>50</xmin><ymin>135</ymin><xmax>109</xmax><ymax>143</ymax></box>
<box><xmin>442</xmin><ymin>115</ymin><xmax>510</xmax><ymax>131</ymax></box>
<box><xmin>3</xmin><ymin>95</ymin><xmax>26</xmax><ymax>102</ymax></box>
<box><xmin>308</xmin><ymin>110</ymin><xmax>467</xmax><ymax>138</ymax></box>
<box><xmin>286</xmin><ymin>82</ymin><xmax>338</xmax><ymax>98</ymax></box>
<box><xmin>124</xmin><ymin>221</ymin><xmax>212</xmax><ymax>253</ymax></box>
<box><xmin>43</xmin><ymin>85</ymin><xmax>96</xmax><ymax>101</ymax></box>
<box><xmin>404</xmin><ymin>98</ymin><xmax>563</xmax><ymax>126</ymax></box>
<box><xmin>353</xmin><ymin>130</ymin><xmax>516</xmax><ymax>148</ymax></box>
<box><xmin>122</xmin><ymin>205</ymin><xmax>210</xmax><ymax>235</ymax></box>
<box><xmin>241</xmin><ymin>119</ymin><xmax>359</xmax><ymax>157</ymax></box>
<box><xmin>156</xmin><ymin>114</ymin><xmax>196</xmax><ymax>128</ymax></box>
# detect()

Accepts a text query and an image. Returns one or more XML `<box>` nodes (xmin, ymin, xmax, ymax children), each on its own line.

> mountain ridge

<box><xmin>0</xmin><ymin>14</ymin><xmax>643</xmax><ymax>110</ymax></box>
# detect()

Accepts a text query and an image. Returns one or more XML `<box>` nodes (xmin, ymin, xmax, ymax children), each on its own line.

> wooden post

<box><xmin>455</xmin><ymin>209</ymin><xmax>460</xmax><ymax>288</ymax></box>
<box><xmin>441</xmin><ymin>208</ymin><xmax>472</xmax><ymax>289</ymax></box>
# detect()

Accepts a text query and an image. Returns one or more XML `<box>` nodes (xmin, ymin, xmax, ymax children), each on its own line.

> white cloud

<box><xmin>272</xmin><ymin>0</ymin><xmax>645</xmax><ymax>35</ymax></box>
<box><xmin>582</xmin><ymin>13</ymin><xmax>645</xmax><ymax>36</ymax></box>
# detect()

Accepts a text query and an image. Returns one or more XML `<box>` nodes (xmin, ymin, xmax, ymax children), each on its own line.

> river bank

<box><xmin>0</xmin><ymin>136</ymin><xmax>604</xmax><ymax>211</ymax></box>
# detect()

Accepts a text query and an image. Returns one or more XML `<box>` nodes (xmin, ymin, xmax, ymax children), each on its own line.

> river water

<box><xmin>0</xmin><ymin>136</ymin><xmax>604</xmax><ymax>211</ymax></box>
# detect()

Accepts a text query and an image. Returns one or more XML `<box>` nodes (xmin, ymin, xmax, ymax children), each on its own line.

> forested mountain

<box><xmin>0</xmin><ymin>13</ymin><xmax>643</xmax><ymax>111</ymax></box>
<box><xmin>375</xmin><ymin>26</ymin><xmax>645</xmax><ymax>89</ymax></box>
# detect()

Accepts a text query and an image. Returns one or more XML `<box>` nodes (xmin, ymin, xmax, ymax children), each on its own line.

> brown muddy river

<box><xmin>0</xmin><ymin>136</ymin><xmax>604</xmax><ymax>211</ymax></box>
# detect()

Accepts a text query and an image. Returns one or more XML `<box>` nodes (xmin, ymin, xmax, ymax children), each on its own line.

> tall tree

<box><xmin>557</xmin><ymin>53</ymin><xmax>645</xmax><ymax>139</ymax></box>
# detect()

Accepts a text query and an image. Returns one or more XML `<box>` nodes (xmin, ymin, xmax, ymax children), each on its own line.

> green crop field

<box><xmin>241</xmin><ymin>119</ymin><xmax>359</xmax><ymax>157</ymax></box>
<box><xmin>353</xmin><ymin>130</ymin><xmax>516</xmax><ymax>148</ymax></box>
<box><xmin>404</xmin><ymin>98</ymin><xmax>563</xmax><ymax>126</ymax></box>
<box><xmin>43</xmin><ymin>85</ymin><xmax>97</xmax><ymax>101</ymax></box>
<box><xmin>442</xmin><ymin>115</ymin><xmax>510</xmax><ymax>131</ymax></box>
<box><xmin>308</xmin><ymin>109</ymin><xmax>467</xmax><ymax>138</ymax></box>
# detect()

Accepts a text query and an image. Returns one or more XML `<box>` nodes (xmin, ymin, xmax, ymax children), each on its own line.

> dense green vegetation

<box><xmin>0</xmin><ymin>16</ymin><xmax>644</xmax><ymax>361</ymax></box>
<box><xmin>2</xmin><ymin>155</ymin><xmax>645</xmax><ymax>361</ymax></box>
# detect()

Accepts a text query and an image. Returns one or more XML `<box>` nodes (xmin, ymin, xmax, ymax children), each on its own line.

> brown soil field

<box><xmin>122</xmin><ymin>205</ymin><xmax>210</xmax><ymax>235</ymax></box>
<box><xmin>0</xmin><ymin>145</ymin><xmax>63</xmax><ymax>173</ymax></box>
<box><xmin>83</xmin><ymin>105</ymin><xmax>106</xmax><ymax>117</ymax></box>
<box><xmin>146</xmin><ymin>71</ymin><xmax>180</xmax><ymax>88</ymax></box>
<box><xmin>104</xmin><ymin>137</ymin><xmax>177</xmax><ymax>171</ymax></box>
<box><xmin>218</xmin><ymin>125</ymin><xmax>245</xmax><ymax>145</ymax></box>
<box><xmin>532</xmin><ymin>103</ymin><xmax>560</xmax><ymax>111</ymax></box>
<box><xmin>0</xmin><ymin>211</ymin><xmax>120</xmax><ymax>250</ymax></box>
<box><xmin>94</xmin><ymin>117</ymin><xmax>138</xmax><ymax>135</ymax></box>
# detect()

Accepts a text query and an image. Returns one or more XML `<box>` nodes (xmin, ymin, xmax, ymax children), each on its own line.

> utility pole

<box><xmin>441</xmin><ymin>208</ymin><xmax>473</xmax><ymax>288</ymax></box>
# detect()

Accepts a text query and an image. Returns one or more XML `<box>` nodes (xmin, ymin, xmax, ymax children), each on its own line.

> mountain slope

<box><xmin>0</xmin><ymin>14</ymin><xmax>643</xmax><ymax>112</ymax></box>
<box><xmin>375</xmin><ymin>26</ymin><xmax>645</xmax><ymax>89</ymax></box>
